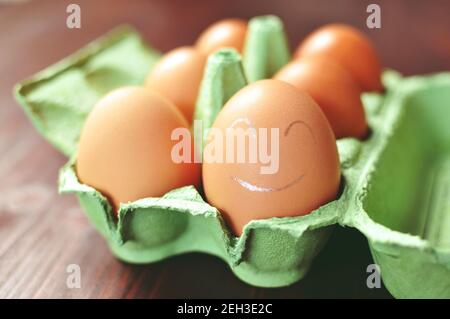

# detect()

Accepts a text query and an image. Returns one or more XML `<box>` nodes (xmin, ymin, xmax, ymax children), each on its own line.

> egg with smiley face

<box><xmin>202</xmin><ymin>80</ymin><xmax>341</xmax><ymax>236</ymax></box>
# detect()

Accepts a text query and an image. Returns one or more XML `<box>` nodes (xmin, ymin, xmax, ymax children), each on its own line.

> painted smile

<box><xmin>231</xmin><ymin>174</ymin><xmax>305</xmax><ymax>192</ymax></box>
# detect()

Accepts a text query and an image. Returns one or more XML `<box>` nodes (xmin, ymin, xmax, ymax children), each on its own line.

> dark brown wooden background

<box><xmin>1</xmin><ymin>0</ymin><xmax>449</xmax><ymax>299</ymax></box>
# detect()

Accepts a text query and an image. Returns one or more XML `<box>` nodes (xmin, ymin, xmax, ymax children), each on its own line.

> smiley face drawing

<box><xmin>202</xmin><ymin>80</ymin><xmax>341</xmax><ymax>236</ymax></box>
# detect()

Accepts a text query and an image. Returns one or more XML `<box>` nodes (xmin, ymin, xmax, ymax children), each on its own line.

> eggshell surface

<box><xmin>146</xmin><ymin>47</ymin><xmax>207</xmax><ymax>122</ymax></box>
<box><xmin>202</xmin><ymin>80</ymin><xmax>341</xmax><ymax>235</ymax></box>
<box><xmin>274</xmin><ymin>57</ymin><xmax>368</xmax><ymax>139</ymax></box>
<box><xmin>76</xmin><ymin>86</ymin><xmax>200</xmax><ymax>212</ymax></box>
<box><xmin>196</xmin><ymin>18</ymin><xmax>248</xmax><ymax>55</ymax></box>
<box><xmin>295</xmin><ymin>24</ymin><xmax>382</xmax><ymax>92</ymax></box>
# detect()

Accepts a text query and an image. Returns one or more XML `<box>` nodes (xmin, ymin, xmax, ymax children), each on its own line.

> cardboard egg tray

<box><xmin>14</xmin><ymin>16</ymin><xmax>450</xmax><ymax>298</ymax></box>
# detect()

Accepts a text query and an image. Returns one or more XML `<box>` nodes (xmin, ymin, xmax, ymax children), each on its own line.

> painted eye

<box><xmin>275</xmin><ymin>57</ymin><xmax>368</xmax><ymax>139</ymax></box>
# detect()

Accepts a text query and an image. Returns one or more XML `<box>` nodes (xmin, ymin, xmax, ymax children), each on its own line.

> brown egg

<box><xmin>76</xmin><ymin>86</ymin><xmax>200</xmax><ymax>212</ymax></box>
<box><xmin>295</xmin><ymin>24</ymin><xmax>382</xmax><ymax>92</ymax></box>
<box><xmin>274</xmin><ymin>57</ymin><xmax>368</xmax><ymax>139</ymax></box>
<box><xmin>202</xmin><ymin>80</ymin><xmax>340</xmax><ymax>235</ymax></box>
<box><xmin>146</xmin><ymin>47</ymin><xmax>207</xmax><ymax>122</ymax></box>
<box><xmin>196</xmin><ymin>18</ymin><xmax>248</xmax><ymax>55</ymax></box>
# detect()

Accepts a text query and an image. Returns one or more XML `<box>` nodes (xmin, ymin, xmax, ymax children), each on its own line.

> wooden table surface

<box><xmin>1</xmin><ymin>0</ymin><xmax>449</xmax><ymax>299</ymax></box>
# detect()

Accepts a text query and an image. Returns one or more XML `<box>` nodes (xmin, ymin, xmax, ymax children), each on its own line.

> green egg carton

<box><xmin>14</xmin><ymin>16</ymin><xmax>450</xmax><ymax>298</ymax></box>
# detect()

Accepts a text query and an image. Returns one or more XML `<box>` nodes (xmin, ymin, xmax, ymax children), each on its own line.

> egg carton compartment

<box><xmin>362</xmin><ymin>80</ymin><xmax>450</xmax><ymax>249</ymax></box>
<box><xmin>59</xmin><ymin>161</ymin><xmax>340</xmax><ymax>287</ymax></box>
<box><xmin>14</xmin><ymin>26</ymin><xmax>161</xmax><ymax>157</ymax></box>
<box><xmin>14</xmin><ymin>18</ymin><xmax>450</xmax><ymax>297</ymax></box>
<box><xmin>348</xmin><ymin>75</ymin><xmax>450</xmax><ymax>298</ymax></box>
